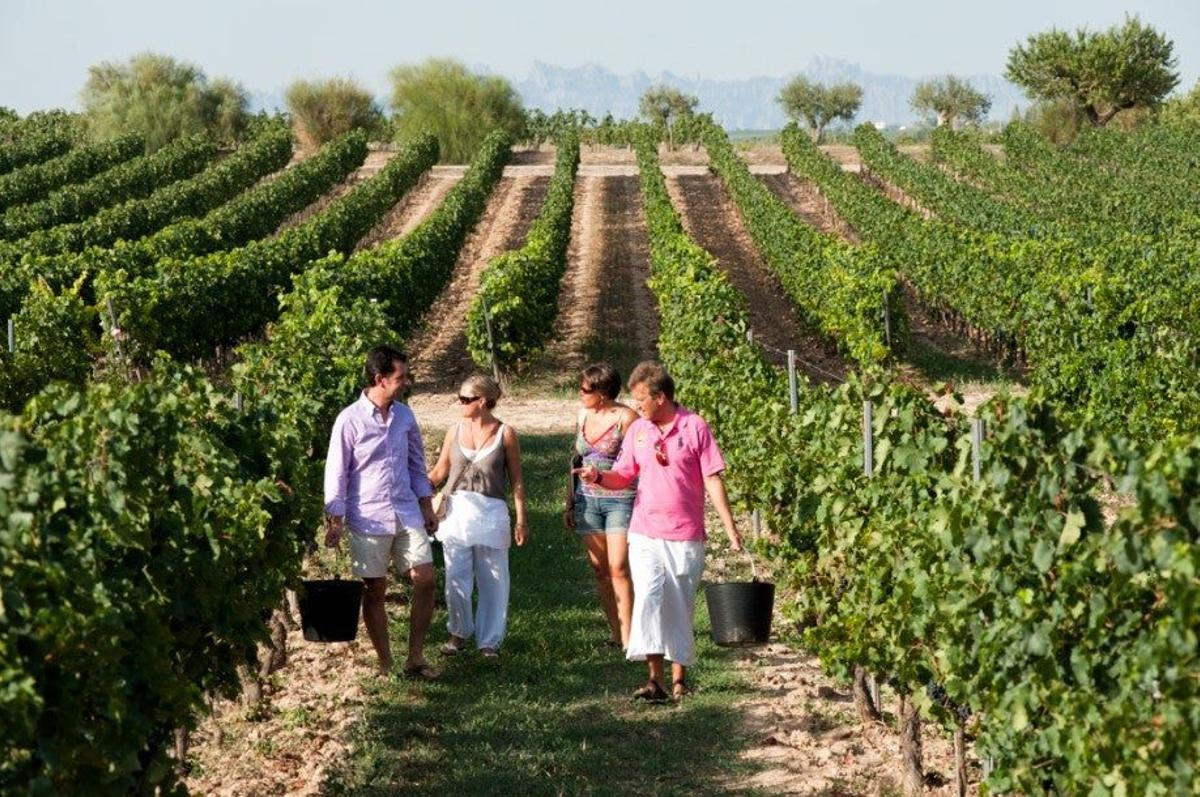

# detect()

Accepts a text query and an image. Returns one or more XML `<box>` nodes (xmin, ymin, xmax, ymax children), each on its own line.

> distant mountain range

<box><xmin>513</xmin><ymin>59</ymin><xmax>1030</xmax><ymax>130</ymax></box>
<box><xmin>249</xmin><ymin>58</ymin><xmax>1031</xmax><ymax>132</ymax></box>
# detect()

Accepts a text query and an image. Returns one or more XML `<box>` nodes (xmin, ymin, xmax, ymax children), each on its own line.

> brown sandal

<box><xmin>632</xmin><ymin>679</ymin><xmax>669</xmax><ymax>703</ymax></box>
<box><xmin>402</xmin><ymin>662</ymin><xmax>441</xmax><ymax>681</ymax></box>
<box><xmin>672</xmin><ymin>679</ymin><xmax>690</xmax><ymax>701</ymax></box>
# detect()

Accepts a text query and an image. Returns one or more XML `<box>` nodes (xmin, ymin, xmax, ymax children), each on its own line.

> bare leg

<box><xmin>607</xmin><ymin>533</ymin><xmax>633</xmax><ymax>647</ymax></box>
<box><xmin>672</xmin><ymin>662</ymin><xmax>688</xmax><ymax>698</ymax></box>
<box><xmin>406</xmin><ymin>563</ymin><xmax>436</xmax><ymax>668</ymax></box>
<box><xmin>361</xmin><ymin>577</ymin><xmax>393</xmax><ymax>674</ymax></box>
<box><xmin>583</xmin><ymin>534</ymin><xmax>621</xmax><ymax>643</ymax></box>
<box><xmin>647</xmin><ymin>654</ymin><xmax>665</xmax><ymax>688</ymax></box>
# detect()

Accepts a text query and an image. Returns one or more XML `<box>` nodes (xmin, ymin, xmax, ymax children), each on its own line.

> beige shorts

<box><xmin>349</xmin><ymin>526</ymin><xmax>433</xmax><ymax>579</ymax></box>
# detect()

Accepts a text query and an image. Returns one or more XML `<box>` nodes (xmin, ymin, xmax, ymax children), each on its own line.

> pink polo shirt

<box><xmin>610</xmin><ymin>405</ymin><xmax>726</xmax><ymax>542</ymax></box>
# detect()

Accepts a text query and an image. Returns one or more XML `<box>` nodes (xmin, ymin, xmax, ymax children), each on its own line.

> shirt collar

<box><xmin>357</xmin><ymin>390</ymin><xmax>392</xmax><ymax>421</ymax></box>
<box><xmin>654</xmin><ymin>404</ymin><xmax>689</xmax><ymax>438</ymax></box>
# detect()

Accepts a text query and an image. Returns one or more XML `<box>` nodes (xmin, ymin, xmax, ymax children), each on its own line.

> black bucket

<box><xmin>298</xmin><ymin>579</ymin><xmax>364</xmax><ymax>642</ymax></box>
<box><xmin>705</xmin><ymin>580</ymin><xmax>775</xmax><ymax>647</ymax></box>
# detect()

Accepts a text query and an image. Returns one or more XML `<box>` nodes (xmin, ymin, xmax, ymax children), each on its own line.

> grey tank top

<box><xmin>445</xmin><ymin>423</ymin><xmax>508</xmax><ymax>500</ymax></box>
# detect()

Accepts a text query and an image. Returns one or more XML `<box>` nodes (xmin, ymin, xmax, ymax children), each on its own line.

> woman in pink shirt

<box><xmin>575</xmin><ymin>361</ymin><xmax>742</xmax><ymax>702</ymax></box>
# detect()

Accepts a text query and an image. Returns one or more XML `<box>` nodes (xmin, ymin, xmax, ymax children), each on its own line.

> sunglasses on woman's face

<box><xmin>579</xmin><ymin>384</ymin><xmax>597</xmax><ymax>394</ymax></box>
<box><xmin>457</xmin><ymin>395</ymin><xmax>481</xmax><ymax>404</ymax></box>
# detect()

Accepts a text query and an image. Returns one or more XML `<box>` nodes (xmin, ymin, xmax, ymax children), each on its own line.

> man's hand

<box><xmin>514</xmin><ymin>522</ymin><xmax>528</xmax><ymax>547</ymax></box>
<box><xmin>728</xmin><ymin>528</ymin><xmax>744</xmax><ymax>553</ymax></box>
<box><xmin>422</xmin><ymin>505</ymin><xmax>439</xmax><ymax>536</ymax></box>
<box><xmin>324</xmin><ymin>515</ymin><xmax>345</xmax><ymax>548</ymax></box>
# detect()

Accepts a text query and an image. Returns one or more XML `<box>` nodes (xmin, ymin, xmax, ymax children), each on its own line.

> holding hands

<box><xmin>324</xmin><ymin>515</ymin><xmax>345</xmax><ymax>548</ymax></box>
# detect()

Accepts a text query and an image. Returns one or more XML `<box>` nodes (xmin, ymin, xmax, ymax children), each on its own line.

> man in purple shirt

<box><xmin>324</xmin><ymin>346</ymin><xmax>440</xmax><ymax>679</ymax></box>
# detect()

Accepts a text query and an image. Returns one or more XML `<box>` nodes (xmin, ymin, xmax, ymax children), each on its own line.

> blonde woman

<box><xmin>565</xmin><ymin>363</ymin><xmax>638</xmax><ymax>648</ymax></box>
<box><xmin>428</xmin><ymin>375</ymin><xmax>527</xmax><ymax>658</ymax></box>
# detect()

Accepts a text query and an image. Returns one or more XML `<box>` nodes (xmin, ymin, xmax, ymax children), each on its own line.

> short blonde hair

<box><xmin>461</xmin><ymin>374</ymin><xmax>501</xmax><ymax>409</ymax></box>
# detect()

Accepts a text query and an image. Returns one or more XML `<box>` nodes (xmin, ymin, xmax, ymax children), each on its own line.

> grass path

<box><xmin>324</xmin><ymin>431</ymin><xmax>760</xmax><ymax>795</ymax></box>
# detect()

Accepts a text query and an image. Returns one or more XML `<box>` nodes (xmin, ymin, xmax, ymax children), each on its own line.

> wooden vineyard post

<box><xmin>882</xmin><ymin>289</ymin><xmax>892</xmax><ymax>349</ymax></box>
<box><xmin>971</xmin><ymin>417</ymin><xmax>983</xmax><ymax>483</ymax></box>
<box><xmin>482</xmin><ymin>297</ymin><xmax>501</xmax><ymax>385</ymax></box>
<box><xmin>851</xmin><ymin>400</ymin><xmax>883</xmax><ymax>723</ymax></box>
<box><xmin>6</xmin><ymin>318</ymin><xmax>12</xmax><ymax>353</ymax></box>
<box><xmin>862</xmin><ymin>400</ymin><xmax>874</xmax><ymax>478</ymax></box>
<box><xmin>967</xmin><ymin>415</ymin><xmax>989</xmax><ymax>795</ymax></box>
<box><xmin>746</xmin><ymin>328</ymin><xmax>754</xmax><ymax>346</ymax></box>
<box><xmin>104</xmin><ymin>297</ymin><xmax>129</xmax><ymax>370</ymax></box>
<box><xmin>787</xmin><ymin>350</ymin><xmax>798</xmax><ymax>414</ymax></box>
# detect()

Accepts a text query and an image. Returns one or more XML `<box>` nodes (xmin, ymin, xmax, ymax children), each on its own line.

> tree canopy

<box><xmin>81</xmin><ymin>53</ymin><xmax>249</xmax><ymax>152</ymax></box>
<box><xmin>285</xmin><ymin>76</ymin><xmax>383</xmax><ymax>148</ymax></box>
<box><xmin>777</xmin><ymin>77</ymin><xmax>863</xmax><ymax>142</ymax></box>
<box><xmin>910</xmin><ymin>76</ymin><xmax>992</xmax><ymax>129</ymax></box>
<box><xmin>638</xmin><ymin>85</ymin><xmax>698</xmax><ymax>150</ymax></box>
<box><xmin>1005</xmin><ymin>15</ymin><xmax>1179</xmax><ymax>127</ymax></box>
<box><xmin>1161</xmin><ymin>79</ymin><xmax>1200</xmax><ymax>125</ymax></box>
<box><xmin>389</xmin><ymin>58</ymin><xmax>524</xmax><ymax>163</ymax></box>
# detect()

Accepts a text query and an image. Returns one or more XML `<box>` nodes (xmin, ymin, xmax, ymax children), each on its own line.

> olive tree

<box><xmin>81</xmin><ymin>53</ymin><xmax>249</xmax><ymax>151</ymax></box>
<box><xmin>285</xmin><ymin>76</ymin><xmax>383</xmax><ymax>147</ymax></box>
<box><xmin>638</xmin><ymin>85</ymin><xmax>698</xmax><ymax>150</ymax></box>
<box><xmin>777</xmin><ymin>77</ymin><xmax>863</xmax><ymax>142</ymax></box>
<box><xmin>1006</xmin><ymin>15</ymin><xmax>1179</xmax><ymax>127</ymax></box>
<box><xmin>1162</xmin><ymin>79</ymin><xmax>1200</xmax><ymax>125</ymax></box>
<box><xmin>389</xmin><ymin>58</ymin><xmax>524</xmax><ymax>163</ymax></box>
<box><xmin>910</xmin><ymin>75</ymin><xmax>992</xmax><ymax>129</ymax></box>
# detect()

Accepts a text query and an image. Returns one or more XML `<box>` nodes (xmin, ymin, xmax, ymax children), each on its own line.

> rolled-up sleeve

<box><xmin>406</xmin><ymin>413</ymin><xmax>433</xmax><ymax>499</ymax></box>
<box><xmin>611</xmin><ymin>426</ymin><xmax>640</xmax><ymax>481</ymax></box>
<box><xmin>324</xmin><ymin>412</ymin><xmax>352</xmax><ymax>516</ymax></box>
<box><xmin>695</xmin><ymin>418</ymin><xmax>726</xmax><ymax>477</ymax></box>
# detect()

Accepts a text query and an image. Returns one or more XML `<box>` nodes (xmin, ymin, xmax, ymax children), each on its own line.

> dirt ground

<box><xmin>182</xmin><ymin>606</ymin><xmax>379</xmax><ymax>796</ymax></box>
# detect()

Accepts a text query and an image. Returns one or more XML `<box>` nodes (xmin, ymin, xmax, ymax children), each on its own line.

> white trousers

<box><xmin>626</xmin><ymin>535</ymin><xmax>706</xmax><ymax>666</ymax></box>
<box><xmin>442</xmin><ymin>541</ymin><xmax>510</xmax><ymax>650</ymax></box>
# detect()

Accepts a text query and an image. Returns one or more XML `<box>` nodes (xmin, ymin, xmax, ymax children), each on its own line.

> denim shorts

<box><xmin>574</xmin><ymin>493</ymin><xmax>634</xmax><ymax>535</ymax></box>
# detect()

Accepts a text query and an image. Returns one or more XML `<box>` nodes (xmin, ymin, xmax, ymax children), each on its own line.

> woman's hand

<box><xmin>514</xmin><ymin>522</ymin><xmax>529</xmax><ymax>547</ymax></box>
<box><xmin>572</xmin><ymin>464</ymin><xmax>599</xmax><ymax>485</ymax></box>
<box><xmin>563</xmin><ymin>501</ymin><xmax>576</xmax><ymax>530</ymax></box>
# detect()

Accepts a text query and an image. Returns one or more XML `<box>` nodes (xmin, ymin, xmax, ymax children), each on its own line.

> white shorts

<box><xmin>350</xmin><ymin>526</ymin><xmax>433</xmax><ymax>579</ymax></box>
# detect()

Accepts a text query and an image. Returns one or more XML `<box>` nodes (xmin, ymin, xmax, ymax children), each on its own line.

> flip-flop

<box><xmin>402</xmin><ymin>662</ymin><xmax>441</xmax><ymax>681</ymax></box>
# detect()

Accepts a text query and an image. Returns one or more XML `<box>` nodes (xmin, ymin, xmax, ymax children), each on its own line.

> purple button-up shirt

<box><xmin>324</xmin><ymin>392</ymin><xmax>433</xmax><ymax>535</ymax></box>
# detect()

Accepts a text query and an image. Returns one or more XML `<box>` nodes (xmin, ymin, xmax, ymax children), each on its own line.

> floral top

<box><xmin>574</xmin><ymin>416</ymin><xmax>637</xmax><ymax>500</ymax></box>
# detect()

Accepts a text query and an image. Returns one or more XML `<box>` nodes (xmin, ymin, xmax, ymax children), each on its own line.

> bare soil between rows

<box><xmin>406</xmin><ymin>174</ymin><xmax>551</xmax><ymax>393</ymax></box>
<box><xmin>666</xmin><ymin>171</ymin><xmax>849</xmax><ymax>385</ymax></box>
<box><xmin>534</xmin><ymin>173</ymin><xmax>659</xmax><ymax>386</ymax></box>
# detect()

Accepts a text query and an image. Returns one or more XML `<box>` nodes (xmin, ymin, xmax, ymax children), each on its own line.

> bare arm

<box><xmin>504</xmin><ymin>426</ymin><xmax>529</xmax><ymax>545</ymax></box>
<box><xmin>426</xmin><ymin>425</ymin><xmax>455</xmax><ymax>487</ymax></box>
<box><xmin>703</xmin><ymin>473</ymin><xmax>743</xmax><ymax>551</ymax></box>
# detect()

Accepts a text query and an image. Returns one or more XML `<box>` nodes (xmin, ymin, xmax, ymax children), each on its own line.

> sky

<box><xmin>1</xmin><ymin>0</ymin><xmax>1197</xmax><ymax>113</ymax></box>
